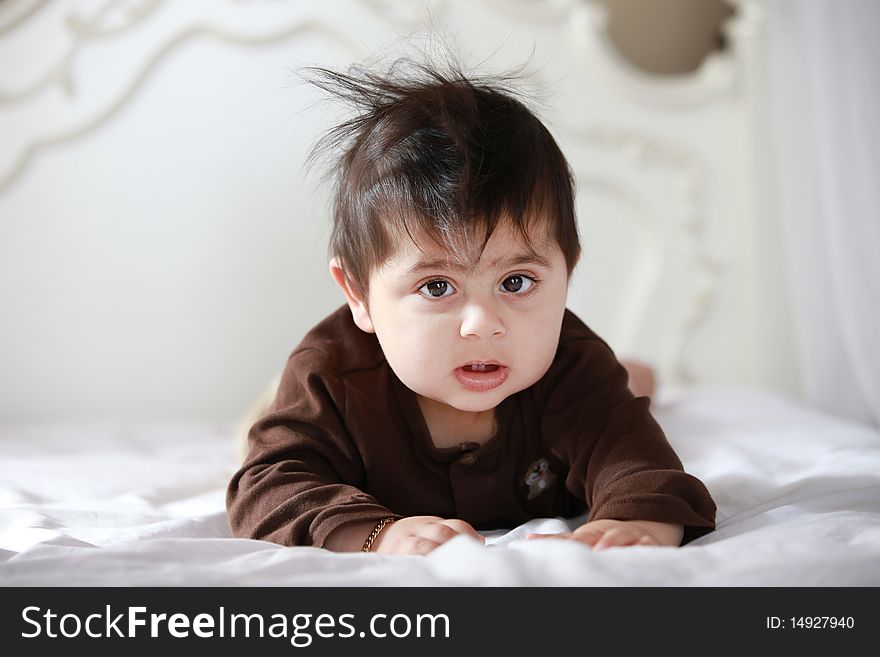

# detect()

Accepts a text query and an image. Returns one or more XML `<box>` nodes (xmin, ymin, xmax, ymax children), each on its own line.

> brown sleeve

<box><xmin>226</xmin><ymin>348</ymin><xmax>400</xmax><ymax>548</ymax></box>
<box><xmin>540</xmin><ymin>337</ymin><xmax>716</xmax><ymax>544</ymax></box>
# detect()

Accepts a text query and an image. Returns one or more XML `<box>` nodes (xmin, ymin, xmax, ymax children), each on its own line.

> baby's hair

<box><xmin>304</xmin><ymin>57</ymin><xmax>580</xmax><ymax>299</ymax></box>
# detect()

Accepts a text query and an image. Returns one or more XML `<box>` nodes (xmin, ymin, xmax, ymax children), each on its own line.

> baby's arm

<box><xmin>537</xmin><ymin>337</ymin><xmax>716</xmax><ymax>547</ymax></box>
<box><xmin>325</xmin><ymin>516</ymin><xmax>485</xmax><ymax>555</ymax></box>
<box><xmin>527</xmin><ymin>519</ymin><xmax>683</xmax><ymax>548</ymax></box>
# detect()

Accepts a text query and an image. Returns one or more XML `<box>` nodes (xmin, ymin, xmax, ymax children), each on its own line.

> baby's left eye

<box><xmin>500</xmin><ymin>275</ymin><xmax>535</xmax><ymax>294</ymax></box>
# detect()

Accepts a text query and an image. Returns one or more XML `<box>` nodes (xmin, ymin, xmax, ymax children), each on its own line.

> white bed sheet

<box><xmin>2</xmin><ymin>385</ymin><xmax>879</xmax><ymax>586</ymax></box>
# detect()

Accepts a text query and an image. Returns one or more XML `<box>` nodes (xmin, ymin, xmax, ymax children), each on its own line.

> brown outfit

<box><xmin>227</xmin><ymin>306</ymin><xmax>716</xmax><ymax>547</ymax></box>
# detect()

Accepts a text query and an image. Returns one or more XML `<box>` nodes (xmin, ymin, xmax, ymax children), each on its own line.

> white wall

<box><xmin>0</xmin><ymin>0</ymin><xmax>796</xmax><ymax>423</ymax></box>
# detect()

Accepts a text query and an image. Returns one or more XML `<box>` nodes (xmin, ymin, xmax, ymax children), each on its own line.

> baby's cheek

<box><xmin>400</xmin><ymin>356</ymin><xmax>446</xmax><ymax>395</ymax></box>
<box><xmin>521</xmin><ymin>343</ymin><xmax>557</xmax><ymax>385</ymax></box>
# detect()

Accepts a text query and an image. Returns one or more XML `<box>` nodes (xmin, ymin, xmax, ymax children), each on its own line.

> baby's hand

<box><xmin>372</xmin><ymin>515</ymin><xmax>485</xmax><ymax>555</ymax></box>
<box><xmin>526</xmin><ymin>519</ymin><xmax>683</xmax><ymax>549</ymax></box>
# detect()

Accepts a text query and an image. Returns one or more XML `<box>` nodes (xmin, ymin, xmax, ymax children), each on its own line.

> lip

<box><xmin>454</xmin><ymin>361</ymin><xmax>509</xmax><ymax>391</ymax></box>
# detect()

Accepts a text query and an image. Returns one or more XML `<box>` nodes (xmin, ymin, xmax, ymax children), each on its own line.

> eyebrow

<box><xmin>404</xmin><ymin>252</ymin><xmax>552</xmax><ymax>276</ymax></box>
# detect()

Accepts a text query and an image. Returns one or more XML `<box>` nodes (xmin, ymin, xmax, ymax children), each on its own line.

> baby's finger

<box><xmin>420</xmin><ymin>523</ymin><xmax>463</xmax><ymax>545</ymax></box>
<box><xmin>638</xmin><ymin>535</ymin><xmax>659</xmax><ymax>546</ymax></box>
<box><xmin>594</xmin><ymin>528</ymin><xmax>639</xmax><ymax>550</ymax></box>
<box><xmin>570</xmin><ymin>528</ymin><xmax>604</xmax><ymax>547</ymax></box>
<box><xmin>401</xmin><ymin>536</ymin><xmax>443</xmax><ymax>556</ymax></box>
<box><xmin>442</xmin><ymin>519</ymin><xmax>486</xmax><ymax>543</ymax></box>
<box><xmin>525</xmin><ymin>532</ymin><xmax>572</xmax><ymax>540</ymax></box>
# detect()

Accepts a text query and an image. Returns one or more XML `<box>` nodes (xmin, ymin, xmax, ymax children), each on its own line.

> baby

<box><xmin>226</xmin><ymin>62</ymin><xmax>716</xmax><ymax>555</ymax></box>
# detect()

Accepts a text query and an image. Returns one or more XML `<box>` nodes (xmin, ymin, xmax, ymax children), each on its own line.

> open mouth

<box><xmin>462</xmin><ymin>363</ymin><xmax>500</xmax><ymax>373</ymax></box>
<box><xmin>455</xmin><ymin>361</ymin><xmax>509</xmax><ymax>391</ymax></box>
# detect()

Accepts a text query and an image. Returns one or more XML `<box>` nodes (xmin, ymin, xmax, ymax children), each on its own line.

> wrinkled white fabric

<box><xmin>2</xmin><ymin>385</ymin><xmax>879</xmax><ymax>585</ymax></box>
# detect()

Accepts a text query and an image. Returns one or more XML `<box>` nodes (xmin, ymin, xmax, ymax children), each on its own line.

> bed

<box><xmin>2</xmin><ymin>1</ymin><xmax>878</xmax><ymax>587</ymax></box>
<box><xmin>3</xmin><ymin>384</ymin><xmax>879</xmax><ymax>586</ymax></box>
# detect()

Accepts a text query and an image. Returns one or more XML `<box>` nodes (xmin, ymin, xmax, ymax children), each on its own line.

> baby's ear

<box><xmin>328</xmin><ymin>257</ymin><xmax>375</xmax><ymax>333</ymax></box>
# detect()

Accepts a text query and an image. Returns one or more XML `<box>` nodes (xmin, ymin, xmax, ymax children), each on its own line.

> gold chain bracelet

<box><xmin>362</xmin><ymin>517</ymin><xmax>396</xmax><ymax>552</ymax></box>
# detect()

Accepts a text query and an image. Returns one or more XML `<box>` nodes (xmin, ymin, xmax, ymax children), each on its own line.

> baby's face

<box><xmin>364</xmin><ymin>223</ymin><xmax>570</xmax><ymax>413</ymax></box>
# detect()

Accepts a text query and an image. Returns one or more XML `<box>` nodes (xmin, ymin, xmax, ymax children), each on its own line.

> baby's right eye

<box><xmin>418</xmin><ymin>279</ymin><xmax>456</xmax><ymax>299</ymax></box>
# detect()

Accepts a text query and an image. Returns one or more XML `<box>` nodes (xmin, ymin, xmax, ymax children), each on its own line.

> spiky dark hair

<box><xmin>305</xmin><ymin>59</ymin><xmax>580</xmax><ymax>297</ymax></box>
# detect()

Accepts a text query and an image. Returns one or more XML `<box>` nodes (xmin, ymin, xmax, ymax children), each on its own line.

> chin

<box><xmin>447</xmin><ymin>392</ymin><xmax>508</xmax><ymax>413</ymax></box>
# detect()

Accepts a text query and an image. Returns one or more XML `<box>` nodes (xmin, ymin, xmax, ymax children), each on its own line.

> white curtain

<box><xmin>764</xmin><ymin>0</ymin><xmax>880</xmax><ymax>428</ymax></box>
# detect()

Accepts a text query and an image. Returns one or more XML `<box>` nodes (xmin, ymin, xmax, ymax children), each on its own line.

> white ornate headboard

<box><xmin>0</xmin><ymin>0</ymin><xmax>789</xmax><ymax>423</ymax></box>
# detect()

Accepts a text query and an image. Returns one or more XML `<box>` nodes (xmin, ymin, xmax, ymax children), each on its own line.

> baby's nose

<box><xmin>459</xmin><ymin>303</ymin><xmax>506</xmax><ymax>339</ymax></box>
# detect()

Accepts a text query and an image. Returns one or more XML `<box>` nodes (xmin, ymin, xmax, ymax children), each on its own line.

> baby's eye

<box><xmin>418</xmin><ymin>279</ymin><xmax>456</xmax><ymax>299</ymax></box>
<box><xmin>500</xmin><ymin>275</ymin><xmax>535</xmax><ymax>294</ymax></box>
